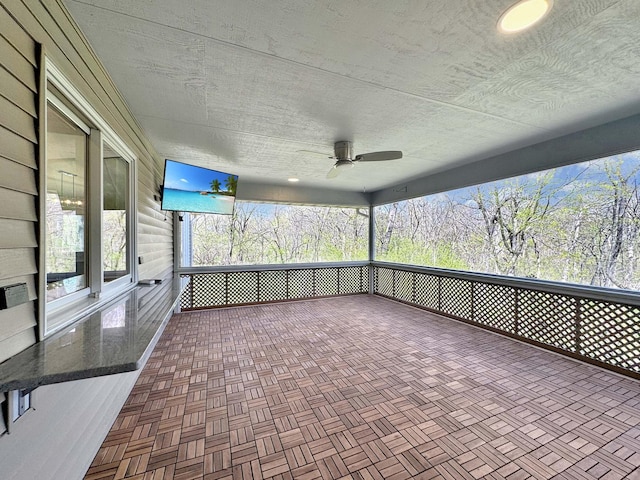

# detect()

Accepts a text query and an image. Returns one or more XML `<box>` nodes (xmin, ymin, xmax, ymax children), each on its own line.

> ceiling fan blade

<box><xmin>297</xmin><ymin>149</ymin><xmax>332</xmax><ymax>158</ymax></box>
<box><xmin>326</xmin><ymin>165</ymin><xmax>340</xmax><ymax>179</ymax></box>
<box><xmin>354</xmin><ymin>150</ymin><xmax>403</xmax><ymax>162</ymax></box>
<box><xmin>326</xmin><ymin>159</ymin><xmax>354</xmax><ymax>179</ymax></box>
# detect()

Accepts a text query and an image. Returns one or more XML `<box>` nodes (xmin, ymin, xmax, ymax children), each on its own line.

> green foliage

<box><xmin>103</xmin><ymin>210</ymin><xmax>127</xmax><ymax>271</ymax></box>
<box><xmin>224</xmin><ymin>175</ymin><xmax>238</xmax><ymax>195</ymax></box>
<box><xmin>379</xmin><ymin>238</ymin><xmax>468</xmax><ymax>270</ymax></box>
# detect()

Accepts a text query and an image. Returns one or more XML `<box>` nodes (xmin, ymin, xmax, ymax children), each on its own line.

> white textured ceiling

<box><xmin>64</xmin><ymin>0</ymin><xmax>640</xmax><ymax>194</ymax></box>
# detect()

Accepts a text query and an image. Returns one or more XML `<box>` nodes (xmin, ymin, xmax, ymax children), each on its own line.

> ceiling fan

<box><xmin>326</xmin><ymin>141</ymin><xmax>403</xmax><ymax>179</ymax></box>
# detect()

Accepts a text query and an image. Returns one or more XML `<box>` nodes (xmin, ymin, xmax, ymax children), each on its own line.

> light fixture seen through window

<box><xmin>498</xmin><ymin>0</ymin><xmax>552</xmax><ymax>34</ymax></box>
<box><xmin>58</xmin><ymin>170</ymin><xmax>83</xmax><ymax>208</ymax></box>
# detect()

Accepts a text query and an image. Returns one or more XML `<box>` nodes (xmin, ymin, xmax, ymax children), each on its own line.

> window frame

<box><xmin>101</xmin><ymin>143</ymin><xmax>134</xmax><ymax>291</ymax></box>
<box><xmin>44</xmin><ymin>94</ymin><xmax>91</xmax><ymax>306</ymax></box>
<box><xmin>40</xmin><ymin>59</ymin><xmax>138</xmax><ymax>337</ymax></box>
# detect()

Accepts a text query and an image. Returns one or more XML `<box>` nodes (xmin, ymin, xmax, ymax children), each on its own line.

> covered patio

<box><xmin>85</xmin><ymin>296</ymin><xmax>640</xmax><ymax>479</ymax></box>
<box><xmin>2</xmin><ymin>1</ymin><xmax>640</xmax><ymax>479</ymax></box>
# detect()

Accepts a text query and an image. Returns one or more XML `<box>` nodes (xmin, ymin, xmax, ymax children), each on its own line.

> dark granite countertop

<box><xmin>0</xmin><ymin>276</ymin><xmax>187</xmax><ymax>392</ymax></box>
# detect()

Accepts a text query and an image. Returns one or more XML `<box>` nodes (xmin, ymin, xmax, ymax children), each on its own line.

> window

<box><xmin>43</xmin><ymin>61</ymin><xmax>136</xmax><ymax>335</ymax></box>
<box><xmin>103</xmin><ymin>145</ymin><xmax>130</xmax><ymax>283</ymax></box>
<box><xmin>375</xmin><ymin>150</ymin><xmax>640</xmax><ymax>291</ymax></box>
<box><xmin>180</xmin><ymin>202</ymin><xmax>369</xmax><ymax>267</ymax></box>
<box><xmin>45</xmin><ymin>102</ymin><xmax>89</xmax><ymax>302</ymax></box>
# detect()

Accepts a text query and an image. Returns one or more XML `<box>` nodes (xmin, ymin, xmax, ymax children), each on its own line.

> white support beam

<box><xmin>236</xmin><ymin>180</ymin><xmax>371</xmax><ymax>207</ymax></box>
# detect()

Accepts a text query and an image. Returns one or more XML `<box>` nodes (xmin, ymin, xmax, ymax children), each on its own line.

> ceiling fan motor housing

<box><xmin>334</xmin><ymin>141</ymin><xmax>353</xmax><ymax>160</ymax></box>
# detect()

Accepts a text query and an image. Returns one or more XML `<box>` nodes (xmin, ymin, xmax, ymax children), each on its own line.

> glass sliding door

<box><xmin>45</xmin><ymin>102</ymin><xmax>88</xmax><ymax>302</ymax></box>
<box><xmin>103</xmin><ymin>145</ymin><xmax>130</xmax><ymax>283</ymax></box>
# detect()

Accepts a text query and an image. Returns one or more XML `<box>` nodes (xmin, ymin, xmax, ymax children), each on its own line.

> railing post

<box><xmin>189</xmin><ymin>274</ymin><xmax>194</xmax><ymax>309</ymax></box>
<box><xmin>514</xmin><ymin>288</ymin><xmax>519</xmax><ymax>336</ymax></box>
<box><xmin>412</xmin><ymin>272</ymin><xmax>416</xmax><ymax>303</ymax></box>
<box><xmin>369</xmin><ymin>205</ymin><xmax>375</xmax><ymax>294</ymax></box>
<box><xmin>575</xmin><ymin>297</ymin><xmax>582</xmax><ymax>355</ymax></box>
<box><xmin>257</xmin><ymin>270</ymin><xmax>261</xmax><ymax>302</ymax></box>
<box><xmin>224</xmin><ymin>272</ymin><xmax>229</xmax><ymax>305</ymax></box>
<box><xmin>437</xmin><ymin>276</ymin><xmax>442</xmax><ymax>311</ymax></box>
<box><xmin>312</xmin><ymin>268</ymin><xmax>317</xmax><ymax>297</ymax></box>
<box><xmin>392</xmin><ymin>269</ymin><xmax>396</xmax><ymax>298</ymax></box>
<box><xmin>470</xmin><ymin>281</ymin><xmax>475</xmax><ymax>321</ymax></box>
<box><xmin>286</xmin><ymin>269</ymin><xmax>290</xmax><ymax>300</ymax></box>
<box><xmin>368</xmin><ymin>264</ymin><xmax>374</xmax><ymax>294</ymax></box>
<box><xmin>367</xmin><ymin>265</ymin><xmax>372</xmax><ymax>294</ymax></box>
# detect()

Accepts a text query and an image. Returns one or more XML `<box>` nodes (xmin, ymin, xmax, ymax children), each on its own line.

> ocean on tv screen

<box><xmin>163</xmin><ymin>188</ymin><xmax>234</xmax><ymax>214</ymax></box>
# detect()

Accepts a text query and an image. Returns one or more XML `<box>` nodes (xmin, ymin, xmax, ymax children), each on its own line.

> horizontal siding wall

<box><xmin>138</xmin><ymin>157</ymin><xmax>173</xmax><ymax>278</ymax></box>
<box><xmin>0</xmin><ymin>0</ymin><xmax>173</xmax><ymax>474</ymax></box>
<box><xmin>0</xmin><ymin>4</ymin><xmax>38</xmax><ymax>375</ymax></box>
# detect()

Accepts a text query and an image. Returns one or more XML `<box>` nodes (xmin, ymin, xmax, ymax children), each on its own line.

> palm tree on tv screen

<box><xmin>225</xmin><ymin>175</ymin><xmax>238</xmax><ymax>195</ymax></box>
<box><xmin>210</xmin><ymin>179</ymin><xmax>221</xmax><ymax>193</ymax></box>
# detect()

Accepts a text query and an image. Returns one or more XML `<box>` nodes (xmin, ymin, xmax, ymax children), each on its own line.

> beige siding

<box><xmin>0</xmin><ymin>2</ymin><xmax>39</xmax><ymax>438</ymax></box>
<box><xmin>0</xmin><ymin>248</ymin><xmax>38</xmax><ymax>280</ymax></box>
<box><xmin>0</xmin><ymin>4</ymin><xmax>38</xmax><ymax>367</ymax></box>
<box><xmin>0</xmin><ymin>192</ymin><xmax>38</xmax><ymax>221</ymax></box>
<box><xmin>0</xmin><ymin>64</ymin><xmax>37</xmax><ymax>116</ymax></box>
<box><xmin>0</xmin><ymin>38</ymin><xmax>37</xmax><ymax>91</ymax></box>
<box><xmin>0</xmin><ymin>126</ymin><xmax>36</xmax><ymax>168</ymax></box>
<box><xmin>0</xmin><ymin>304</ymin><xmax>37</xmax><ymax>344</ymax></box>
<box><xmin>0</xmin><ymin>157</ymin><xmax>37</xmax><ymax>194</ymax></box>
<box><xmin>0</xmin><ymin>95</ymin><xmax>37</xmax><ymax>142</ymax></box>
<box><xmin>0</xmin><ymin>5</ymin><xmax>37</xmax><ymax>67</ymax></box>
<box><xmin>138</xmin><ymin>162</ymin><xmax>174</xmax><ymax>277</ymax></box>
<box><xmin>0</xmin><ymin>0</ymin><xmax>173</xmax><ymax>470</ymax></box>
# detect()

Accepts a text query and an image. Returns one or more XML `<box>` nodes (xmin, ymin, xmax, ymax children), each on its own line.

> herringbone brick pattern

<box><xmin>84</xmin><ymin>295</ymin><xmax>640</xmax><ymax>479</ymax></box>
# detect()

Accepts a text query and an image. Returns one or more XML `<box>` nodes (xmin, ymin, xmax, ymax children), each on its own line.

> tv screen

<box><xmin>161</xmin><ymin>159</ymin><xmax>238</xmax><ymax>215</ymax></box>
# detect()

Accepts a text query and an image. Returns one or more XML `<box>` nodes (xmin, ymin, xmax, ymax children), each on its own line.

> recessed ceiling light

<box><xmin>498</xmin><ymin>0</ymin><xmax>552</xmax><ymax>34</ymax></box>
<box><xmin>287</xmin><ymin>177</ymin><xmax>299</xmax><ymax>182</ymax></box>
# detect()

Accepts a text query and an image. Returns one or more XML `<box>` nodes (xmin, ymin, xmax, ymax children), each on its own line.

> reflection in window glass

<box><xmin>46</xmin><ymin>103</ymin><xmax>87</xmax><ymax>301</ymax></box>
<box><xmin>103</xmin><ymin>145</ymin><xmax>129</xmax><ymax>282</ymax></box>
<box><xmin>101</xmin><ymin>302</ymin><xmax>126</xmax><ymax>329</ymax></box>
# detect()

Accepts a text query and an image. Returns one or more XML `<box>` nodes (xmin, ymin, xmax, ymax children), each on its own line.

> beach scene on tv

<box><xmin>162</xmin><ymin>160</ymin><xmax>238</xmax><ymax>214</ymax></box>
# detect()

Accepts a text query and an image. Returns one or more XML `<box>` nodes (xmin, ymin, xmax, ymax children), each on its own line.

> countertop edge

<box><xmin>0</xmin><ymin>276</ymin><xmax>188</xmax><ymax>392</ymax></box>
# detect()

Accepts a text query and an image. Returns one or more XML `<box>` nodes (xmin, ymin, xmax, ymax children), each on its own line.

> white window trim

<box><xmin>41</xmin><ymin>58</ymin><xmax>138</xmax><ymax>337</ymax></box>
<box><xmin>45</xmin><ymin>59</ymin><xmax>136</xmax><ymax>160</ymax></box>
<box><xmin>46</xmin><ymin>93</ymin><xmax>91</xmax><ymax>134</ymax></box>
<box><xmin>101</xmin><ymin>139</ymin><xmax>137</xmax><ymax>296</ymax></box>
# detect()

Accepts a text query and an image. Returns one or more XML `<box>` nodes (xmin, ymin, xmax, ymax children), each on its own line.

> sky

<box><xmin>164</xmin><ymin>159</ymin><xmax>238</xmax><ymax>191</ymax></box>
<box><xmin>419</xmin><ymin>151</ymin><xmax>640</xmax><ymax>205</ymax></box>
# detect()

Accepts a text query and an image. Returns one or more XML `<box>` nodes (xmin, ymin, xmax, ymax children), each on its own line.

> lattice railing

<box><xmin>373</xmin><ymin>264</ymin><xmax>640</xmax><ymax>376</ymax></box>
<box><xmin>180</xmin><ymin>264</ymin><xmax>367</xmax><ymax>310</ymax></box>
<box><xmin>178</xmin><ymin>261</ymin><xmax>639</xmax><ymax>377</ymax></box>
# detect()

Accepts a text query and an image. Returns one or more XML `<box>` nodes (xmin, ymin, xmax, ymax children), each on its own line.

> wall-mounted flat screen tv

<box><xmin>161</xmin><ymin>159</ymin><xmax>238</xmax><ymax>215</ymax></box>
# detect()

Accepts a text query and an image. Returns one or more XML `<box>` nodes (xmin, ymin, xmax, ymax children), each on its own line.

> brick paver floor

<box><xmin>84</xmin><ymin>295</ymin><xmax>640</xmax><ymax>479</ymax></box>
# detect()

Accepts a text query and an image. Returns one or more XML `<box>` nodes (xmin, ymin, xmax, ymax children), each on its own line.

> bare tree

<box><xmin>586</xmin><ymin>160</ymin><xmax>640</xmax><ymax>288</ymax></box>
<box><xmin>471</xmin><ymin>173</ymin><xmax>553</xmax><ymax>276</ymax></box>
<box><xmin>378</xmin><ymin>202</ymin><xmax>399</xmax><ymax>255</ymax></box>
